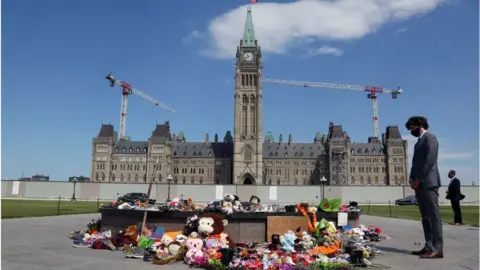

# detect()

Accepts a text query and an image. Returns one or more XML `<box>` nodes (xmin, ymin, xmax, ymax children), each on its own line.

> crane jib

<box><xmin>363</xmin><ymin>86</ymin><xmax>384</xmax><ymax>93</ymax></box>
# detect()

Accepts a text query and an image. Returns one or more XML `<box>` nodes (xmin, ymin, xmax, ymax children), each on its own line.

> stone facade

<box><xmin>90</xmin><ymin>8</ymin><xmax>409</xmax><ymax>186</ymax></box>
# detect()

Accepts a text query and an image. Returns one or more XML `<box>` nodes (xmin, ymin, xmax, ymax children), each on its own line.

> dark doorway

<box><xmin>243</xmin><ymin>174</ymin><xmax>255</xmax><ymax>185</ymax></box>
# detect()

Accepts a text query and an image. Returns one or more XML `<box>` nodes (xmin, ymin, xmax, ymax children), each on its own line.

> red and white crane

<box><xmin>262</xmin><ymin>78</ymin><xmax>402</xmax><ymax>138</ymax></box>
<box><xmin>105</xmin><ymin>73</ymin><xmax>177</xmax><ymax>141</ymax></box>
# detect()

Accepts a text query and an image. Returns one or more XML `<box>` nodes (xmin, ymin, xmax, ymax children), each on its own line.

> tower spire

<box><xmin>242</xmin><ymin>6</ymin><xmax>256</xmax><ymax>47</ymax></box>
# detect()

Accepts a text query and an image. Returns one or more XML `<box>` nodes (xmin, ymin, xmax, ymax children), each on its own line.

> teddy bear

<box><xmin>167</xmin><ymin>240</ymin><xmax>185</xmax><ymax>261</ymax></box>
<box><xmin>300</xmin><ymin>231</ymin><xmax>314</xmax><ymax>249</ymax></box>
<box><xmin>184</xmin><ymin>238</ymin><xmax>204</xmax><ymax>265</ymax></box>
<box><xmin>280</xmin><ymin>232</ymin><xmax>297</xmax><ymax>252</ymax></box>
<box><xmin>160</xmin><ymin>234</ymin><xmax>174</xmax><ymax>253</ymax></box>
<box><xmin>197</xmin><ymin>213</ymin><xmax>235</xmax><ymax>249</ymax></box>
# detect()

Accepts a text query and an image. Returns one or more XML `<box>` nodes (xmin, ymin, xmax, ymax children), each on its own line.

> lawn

<box><xmin>362</xmin><ymin>205</ymin><xmax>480</xmax><ymax>226</ymax></box>
<box><xmin>1</xmin><ymin>199</ymin><xmax>105</xmax><ymax>219</ymax></box>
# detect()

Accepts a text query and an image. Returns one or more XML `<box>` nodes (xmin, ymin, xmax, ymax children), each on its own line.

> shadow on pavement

<box><xmin>379</xmin><ymin>246</ymin><xmax>413</xmax><ymax>255</ymax></box>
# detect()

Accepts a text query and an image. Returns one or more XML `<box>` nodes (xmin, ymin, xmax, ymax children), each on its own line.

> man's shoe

<box><xmin>411</xmin><ymin>249</ymin><xmax>429</xmax><ymax>255</ymax></box>
<box><xmin>419</xmin><ymin>252</ymin><xmax>444</xmax><ymax>259</ymax></box>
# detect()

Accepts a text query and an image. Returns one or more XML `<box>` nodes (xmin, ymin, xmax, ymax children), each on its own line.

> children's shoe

<box><xmin>143</xmin><ymin>253</ymin><xmax>155</xmax><ymax>262</ymax></box>
<box><xmin>125</xmin><ymin>247</ymin><xmax>147</xmax><ymax>259</ymax></box>
<box><xmin>102</xmin><ymin>239</ymin><xmax>116</xmax><ymax>251</ymax></box>
<box><xmin>72</xmin><ymin>241</ymin><xmax>92</xmax><ymax>248</ymax></box>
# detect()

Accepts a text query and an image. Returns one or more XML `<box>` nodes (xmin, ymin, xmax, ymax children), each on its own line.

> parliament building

<box><xmin>91</xmin><ymin>8</ymin><xmax>409</xmax><ymax>186</ymax></box>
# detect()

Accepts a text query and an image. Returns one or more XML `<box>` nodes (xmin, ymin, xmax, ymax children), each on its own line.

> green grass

<box><xmin>1</xmin><ymin>199</ymin><xmax>106</xmax><ymax>219</ymax></box>
<box><xmin>362</xmin><ymin>205</ymin><xmax>480</xmax><ymax>226</ymax></box>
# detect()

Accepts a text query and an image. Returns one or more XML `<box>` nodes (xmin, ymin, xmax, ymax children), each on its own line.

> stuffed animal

<box><xmin>197</xmin><ymin>213</ymin><xmax>235</xmax><ymax>248</ymax></box>
<box><xmin>300</xmin><ymin>231</ymin><xmax>314</xmax><ymax>249</ymax></box>
<box><xmin>221</xmin><ymin>201</ymin><xmax>233</xmax><ymax>215</ymax></box>
<box><xmin>183</xmin><ymin>215</ymin><xmax>199</xmax><ymax>236</ymax></box>
<box><xmin>124</xmin><ymin>225</ymin><xmax>138</xmax><ymax>241</ymax></box>
<box><xmin>175</xmin><ymin>234</ymin><xmax>188</xmax><ymax>243</ymax></box>
<box><xmin>280</xmin><ymin>232</ymin><xmax>297</xmax><ymax>252</ymax></box>
<box><xmin>204</xmin><ymin>238</ymin><xmax>220</xmax><ymax>259</ymax></box>
<box><xmin>269</xmin><ymin>234</ymin><xmax>281</xmax><ymax>250</ymax></box>
<box><xmin>167</xmin><ymin>240</ymin><xmax>184</xmax><ymax>259</ymax></box>
<box><xmin>161</xmin><ymin>235</ymin><xmax>174</xmax><ymax>253</ymax></box>
<box><xmin>184</xmin><ymin>238</ymin><xmax>204</xmax><ymax>265</ymax></box>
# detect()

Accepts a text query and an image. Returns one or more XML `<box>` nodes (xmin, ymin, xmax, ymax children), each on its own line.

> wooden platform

<box><xmin>99</xmin><ymin>208</ymin><xmax>361</xmax><ymax>243</ymax></box>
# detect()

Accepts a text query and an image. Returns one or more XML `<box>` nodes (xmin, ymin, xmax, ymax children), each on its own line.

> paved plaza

<box><xmin>2</xmin><ymin>214</ymin><xmax>479</xmax><ymax>270</ymax></box>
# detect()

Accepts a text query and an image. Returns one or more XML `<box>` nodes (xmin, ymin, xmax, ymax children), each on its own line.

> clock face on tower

<box><xmin>244</xmin><ymin>52</ymin><xmax>254</xmax><ymax>62</ymax></box>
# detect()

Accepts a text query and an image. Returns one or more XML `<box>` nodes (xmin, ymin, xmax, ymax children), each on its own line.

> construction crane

<box><xmin>105</xmin><ymin>73</ymin><xmax>177</xmax><ymax>141</ymax></box>
<box><xmin>262</xmin><ymin>78</ymin><xmax>402</xmax><ymax>138</ymax></box>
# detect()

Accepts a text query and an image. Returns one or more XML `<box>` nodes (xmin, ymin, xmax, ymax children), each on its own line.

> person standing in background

<box><xmin>446</xmin><ymin>170</ymin><xmax>465</xmax><ymax>225</ymax></box>
<box><xmin>406</xmin><ymin>116</ymin><xmax>444</xmax><ymax>259</ymax></box>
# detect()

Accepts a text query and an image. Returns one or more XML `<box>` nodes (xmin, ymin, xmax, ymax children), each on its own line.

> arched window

<box><xmin>101</xmin><ymin>173</ymin><xmax>105</xmax><ymax>181</ymax></box>
<box><xmin>158</xmin><ymin>174</ymin><xmax>162</xmax><ymax>182</ymax></box>
<box><xmin>242</xmin><ymin>94</ymin><xmax>248</xmax><ymax>104</ymax></box>
<box><xmin>112</xmin><ymin>174</ymin><xmax>116</xmax><ymax>182</ymax></box>
<box><xmin>351</xmin><ymin>176</ymin><xmax>355</xmax><ymax>184</ymax></box>
<box><xmin>95</xmin><ymin>173</ymin><xmax>99</xmax><ymax>181</ymax></box>
<box><xmin>250</xmin><ymin>95</ymin><xmax>255</xmax><ymax>104</ymax></box>
<box><xmin>143</xmin><ymin>174</ymin><xmax>147</xmax><ymax>182</ymax></box>
<box><xmin>277</xmin><ymin>179</ymin><xmax>280</xmax><ymax>185</ymax></box>
<box><xmin>135</xmin><ymin>174</ymin><xmax>138</xmax><ymax>182</ymax></box>
<box><xmin>120</xmin><ymin>174</ymin><xmax>124</xmax><ymax>181</ymax></box>
<box><xmin>191</xmin><ymin>177</ymin><xmax>195</xmax><ymax>184</ymax></box>
<box><xmin>182</xmin><ymin>177</ymin><xmax>186</xmax><ymax>184</ymax></box>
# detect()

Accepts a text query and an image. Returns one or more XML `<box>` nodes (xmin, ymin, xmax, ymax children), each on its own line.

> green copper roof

<box><xmin>264</xmin><ymin>132</ymin><xmax>275</xmax><ymax>143</ymax></box>
<box><xmin>242</xmin><ymin>6</ymin><xmax>257</xmax><ymax>47</ymax></box>
<box><xmin>224</xmin><ymin>131</ymin><xmax>233</xmax><ymax>143</ymax></box>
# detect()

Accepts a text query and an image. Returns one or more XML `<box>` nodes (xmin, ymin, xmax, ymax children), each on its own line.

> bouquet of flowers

<box><xmin>87</xmin><ymin>218</ymin><xmax>101</xmax><ymax>234</ymax></box>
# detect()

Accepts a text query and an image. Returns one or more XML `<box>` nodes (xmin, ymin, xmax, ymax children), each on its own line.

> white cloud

<box><xmin>315</xmin><ymin>45</ymin><xmax>343</xmax><ymax>56</ymax></box>
<box><xmin>182</xmin><ymin>30</ymin><xmax>203</xmax><ymax>44</ymax></box>
<box><xmin>395</xmin><ymin>27</ymin><xmax>408</xmax><ymax>35</ymax></box>
<box><xmin>195</xmin><ymin>0</ymin><xmax>448</xmax><ymax>59</ymax></box>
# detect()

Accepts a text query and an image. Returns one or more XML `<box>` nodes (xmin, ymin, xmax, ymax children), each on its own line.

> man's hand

<box><xmin>409</xmin><ymin>179</ymin><xmax>420</xmax><ymax>189</ymax></box>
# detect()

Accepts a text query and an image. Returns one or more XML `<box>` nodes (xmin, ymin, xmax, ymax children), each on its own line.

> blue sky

<box><xmin>2</xmin><ymin>0</ymin><xmax>478</xmax><ymax>184</ymax></box>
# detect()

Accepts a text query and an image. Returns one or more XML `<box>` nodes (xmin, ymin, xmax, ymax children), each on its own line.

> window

<box><xmin>242</xmin><ymin>105</ymin><xmax>247</xmax><ymax>133</ymax></box>
<box><xmin>136</xmin><ymin>148</ymin><xmax>140</xmax><ymax>152</ymax></box>
<box><xmin>115</xmin><ymin>148</ymin><xmax>119</xmax><ymax>152</ymax></box>
<box><xmin>122</xmin><ymin>148</ymin><xmax>126</xmax><ymax>152</ymax></box>
<box><xmin>129</xmin><ymin>148</ymin><xmax>133</xmax><ymax>152</ymax></box>
<box><xmin>191</xmin><ymin>178</ymin><xmax>194</xmax><ymax>184</ymax></box>
<box><xmin>249</xmin><ymin>106</ymin><xmax>255</xmax><ymax>133</ymax></box>
<box><xmin>244</xmin><ymin>146</ymin><xmax>253</xmax><ymax>161</ymax></box>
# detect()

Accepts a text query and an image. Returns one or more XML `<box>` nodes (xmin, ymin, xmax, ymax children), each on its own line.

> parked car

<box><xmin>117</xmin><ymin>192</ymin><xmax>155</xmax><ymax>204</ymax></box>
<box><xmin>395</xmin><ymin>195</ymin><xmax>417</xmax><ymax>205</ymax></box>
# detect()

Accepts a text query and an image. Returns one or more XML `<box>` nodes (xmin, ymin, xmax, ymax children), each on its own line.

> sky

<box><xmin>1</xmin><ymin>0</ymin><xmax>478</xmax><ymax>184</ymax></box>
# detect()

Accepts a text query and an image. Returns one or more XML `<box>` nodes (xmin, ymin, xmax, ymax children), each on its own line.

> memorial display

<box><xmin>67</xmin><ymin>193</ymin><xmax>390</xmax><ymax>269</ymax></box>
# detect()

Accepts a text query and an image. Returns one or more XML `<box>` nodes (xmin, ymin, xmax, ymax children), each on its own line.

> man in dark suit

<box><xmin>446</xmin><ymin>170</ymin><xmax>464</xmax><ymax>225</ymax></box>
<box><xmin>406</xmin><ymin>116</ymin><xmax>443</xmax><ymax>259</ymax></box>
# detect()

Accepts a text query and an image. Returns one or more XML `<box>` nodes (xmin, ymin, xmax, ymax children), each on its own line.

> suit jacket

<box><xmin>447</xmin><ymin>178</ymin><xmax>464</xmax><ymax>201</ymax></box>
<box><xmin>409</xmin><ymin>131</ymin><xmax>441</xmax><ymax>188</ymax></box>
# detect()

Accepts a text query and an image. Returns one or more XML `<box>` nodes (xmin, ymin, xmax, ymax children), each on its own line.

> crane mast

<box><xmin>262</xmin><ymin>78</ymin><xmax>402</xmax><ymax>138</ymax></box>
<box><xmin>105</xmin><ymin>73</ymin><xmax>177</xmax><ymax>141</ymax></box>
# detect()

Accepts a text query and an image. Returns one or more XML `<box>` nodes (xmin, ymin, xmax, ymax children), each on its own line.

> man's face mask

<box><xmin>410</xmin><ymin>127</ymin><xmax>421</xmax><ymax>137</ymax></box>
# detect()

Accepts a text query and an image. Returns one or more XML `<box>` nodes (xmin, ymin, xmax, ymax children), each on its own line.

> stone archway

<box><xmin>242</xmin><ymin>173</ymin><xmax>255</xmax><ymax>185</ymax></box>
